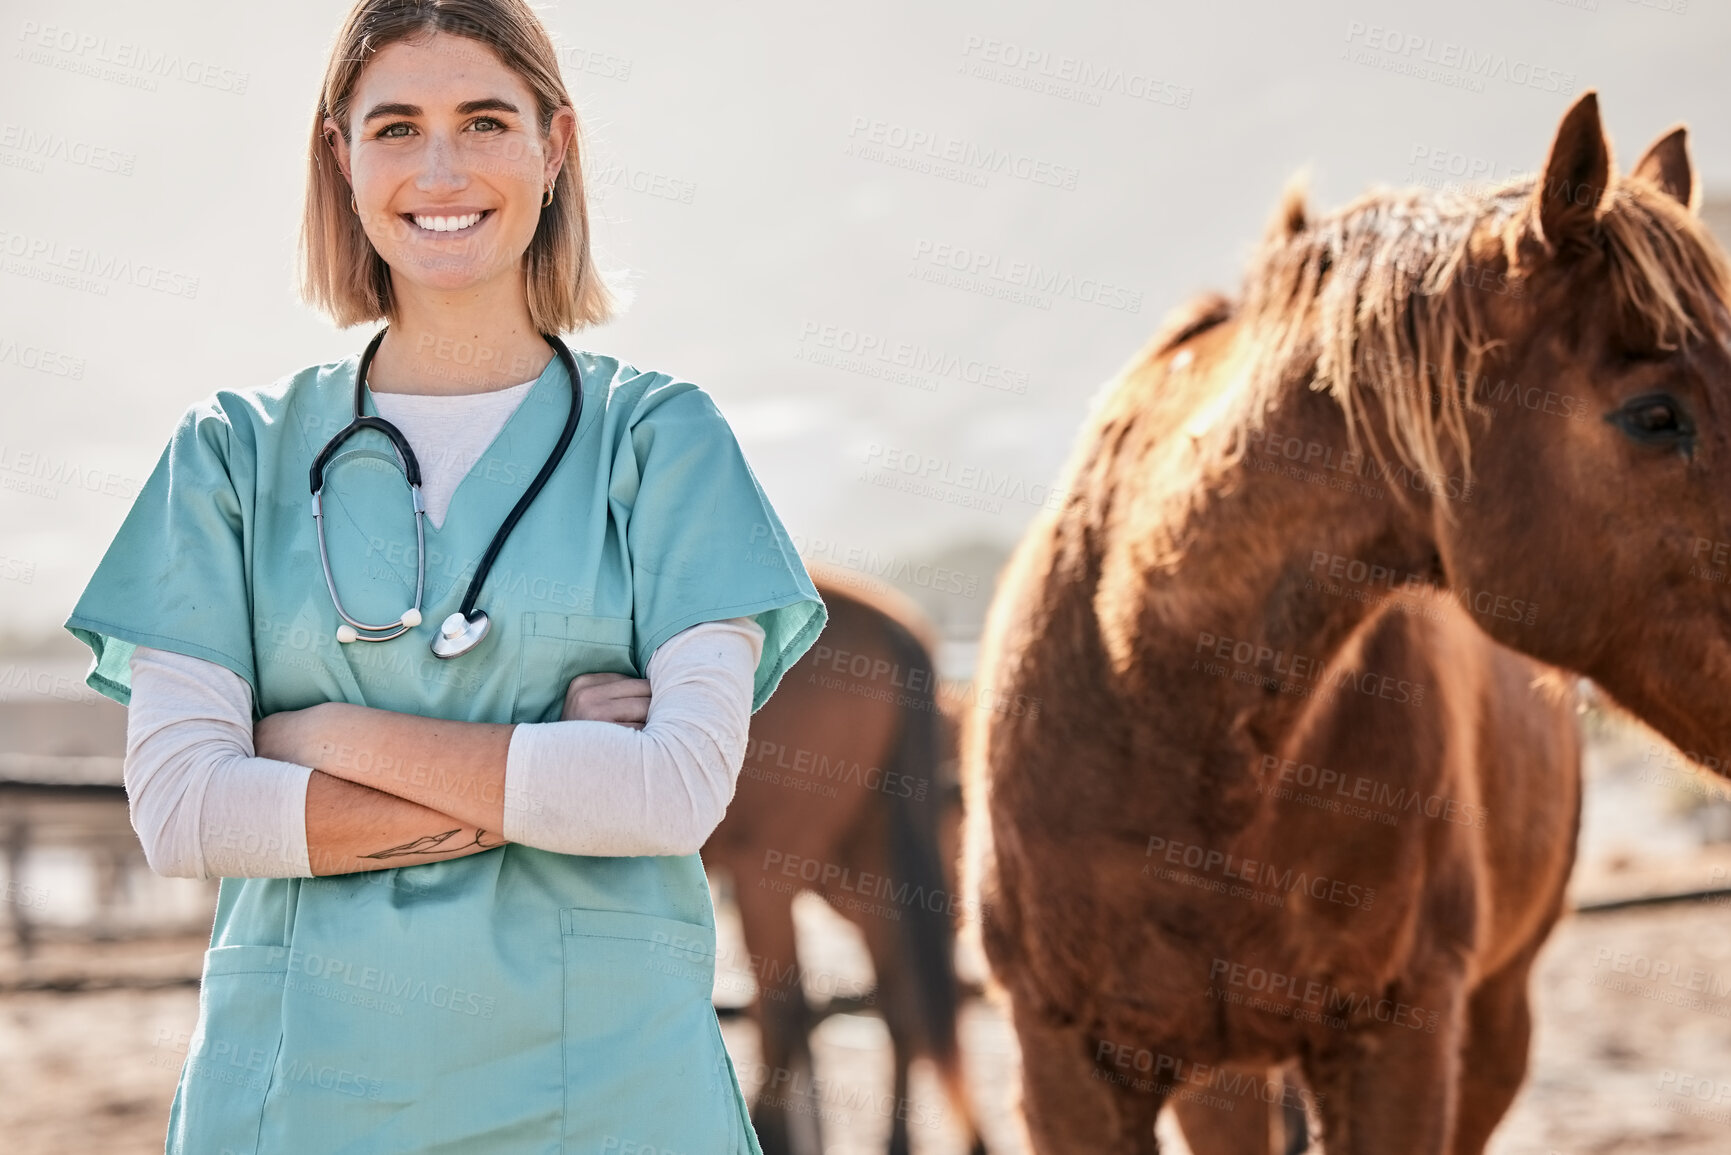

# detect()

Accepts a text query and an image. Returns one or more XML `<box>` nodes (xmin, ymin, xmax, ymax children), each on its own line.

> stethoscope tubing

<box><xmin>307</xmin><ymin>326</ymin><xmax>583</xmax><ymax>655</ymax></box>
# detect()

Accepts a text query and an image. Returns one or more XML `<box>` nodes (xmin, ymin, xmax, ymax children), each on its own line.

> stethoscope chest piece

<box><xmin>432</xmin><ymin>610</ymin><xmax>491</xmax><ymax>659</ymax></box>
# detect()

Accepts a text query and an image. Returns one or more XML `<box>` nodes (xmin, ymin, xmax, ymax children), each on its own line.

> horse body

<box><xmin>969</xmin><ymin>319</ymin><xmax>1580</xmax><ymax>1152</ymax></box>
<box><xmin>964</xmin><ymin>92</ymin><xmax>1730</xmax><ymax>1154</ymax></box>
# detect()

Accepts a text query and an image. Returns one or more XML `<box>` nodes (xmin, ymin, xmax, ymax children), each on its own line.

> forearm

<box><xmin>126</xmin><ymin>646</ymin><xmax>509</xmax><ymax>880</ymax></box>
<box><xmin>286</xmin><ymin>704</ymin><xmax>515</xmax><ymax>833</ymax></box>
<box><xmin>304</xmin><ymin>769</ymin><xmax>505</xmax><ymax>876</ymax></box>
<box><xmin>502</xmin><ymin>618</ymin><xmax>761</xmax><ymax>856</ymax></box>
<box><xmin>267</xmin><ymin>617</ymin><xmax>761</xmax><ymax>859</ymax></box>
<box><xmin>126</xmin><ymin>646</ymin><xmax>316</xmax><ymax>879</ymax></box>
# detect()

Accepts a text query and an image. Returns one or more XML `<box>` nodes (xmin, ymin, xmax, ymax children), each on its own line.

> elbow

<box><xmin>667</xmin><ymin>754</ymin><xmax>740</xmax><ymax>857</ymax></box>
<box><xmin>130</xmin><ymin>799</ymin><xmax>208</xmax><ymax>879</ymax></box>
<box><xmin>668</xmin><ymin>741</ymin><xmax>744</xmax><ymax>858</ymax></box>
<box><xmin>668</xmin><ymin>803</ymin><xmax>726</xmax><ymax>858</ymax></box>
<box><xmin>123</xmin><ymin>759</ymin><xmax>210</xmax><ymax>881</ymax></box>
<box><xmin>137</xmin><ymin>836</ymin><xmax>209</xmax><ymax>881</ymax></box>
<box><xmin>650</xmin><ymin>747</ymin><xmax>734</xmax><ymax>858</ymax></box>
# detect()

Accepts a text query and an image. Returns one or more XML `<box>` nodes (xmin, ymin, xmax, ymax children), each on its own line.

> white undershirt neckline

<box><xmin>369</xmin><ymin>377</ymin><xmax>539</xmax><ymax>531</ymax></box>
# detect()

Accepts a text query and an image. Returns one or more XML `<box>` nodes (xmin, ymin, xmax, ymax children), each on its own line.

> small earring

<box><xmin>542</xmin><ymin>179</ymin><xmax>555</xmax><ymax>208</ymax></box>
<box><xmin>350</xmin><ymin>193</ymin><xmax>358</xmax><ymax>214</ymax></box>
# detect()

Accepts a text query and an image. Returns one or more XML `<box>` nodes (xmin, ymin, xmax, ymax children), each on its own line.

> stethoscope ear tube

<box><xmin>307</xmin><ymin>326</ymin><xmax>583</xmax><ymax>659</ymax></box>
<box><xmin>310</xmin><ymin>328</ymin><xmax>423</xmax><ymax>493</ymax></box>
<box><xmin>454</xmin><ymin>334</ymin><xmax>584</xmax><ymax>620</ymax></box>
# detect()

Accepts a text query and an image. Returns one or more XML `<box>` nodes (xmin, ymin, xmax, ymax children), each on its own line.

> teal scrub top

<box><xmin>64</xmin><ymin>341</ymin><xmax>826</xmax><ymax>1154</ymax></box>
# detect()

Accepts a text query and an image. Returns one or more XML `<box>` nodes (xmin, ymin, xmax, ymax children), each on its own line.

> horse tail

<box><xmin>880</xmin><ymin>615</ymin><xmax>985</xmax><ymax>1150</ymax></box>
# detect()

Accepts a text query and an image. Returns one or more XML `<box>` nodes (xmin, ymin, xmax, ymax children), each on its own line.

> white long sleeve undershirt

<box><xmin>123</xmin><ymin>618</ymin><xmax>761</xmax><ymax>879</ymax></box>
<box><xmin>119</xmin><ymin>376</ymin><xmax>766</xmax><ymax>880</ymax></box>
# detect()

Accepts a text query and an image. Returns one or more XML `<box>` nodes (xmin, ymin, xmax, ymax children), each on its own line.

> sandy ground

<box><xmin>5</xmin><ymin>902</ymin><xmax>1730</xmax><ymax>1154</ymax></box>
<box><xmin>5</xmin><ymin>712</ymin><xmax>1731</xmax><ymax>1153</ymax></box>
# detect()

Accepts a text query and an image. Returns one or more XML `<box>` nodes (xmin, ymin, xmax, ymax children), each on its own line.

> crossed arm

<box><xmin>260</xmin><ymin>673</ymin><xmax>646</xmax><ymax>876</ymax></box>
<box><xmin>122</xmin><ymin>618</ymin><xmax>762</xmax><ymax>878</ymax></box>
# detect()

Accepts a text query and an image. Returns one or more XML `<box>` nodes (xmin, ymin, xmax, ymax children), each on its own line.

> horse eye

<box><xmin>1632</xmin><ymin>401</ymin><xmax>1678</xmax><ymax>431</ymax></box>
<box><xmin>1606</xmin><ymin>391</ymin><xmax>1695</xmax><ymax>447</ymax></box>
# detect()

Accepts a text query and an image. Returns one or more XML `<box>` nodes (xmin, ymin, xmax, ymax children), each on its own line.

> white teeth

<box><xmin>411</xmin><ymin>212</ymin><xmax>484</xmax><ymax>232</ymax></box>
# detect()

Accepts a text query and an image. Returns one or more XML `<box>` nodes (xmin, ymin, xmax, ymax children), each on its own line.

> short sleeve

<box><xmin>618</xmin><ymin>382</ymin><xmax>826</xmax><ymax>714</ymax></box>
<box><xmin>63</xmin><ymin>400</ymin><xmax>257</xmax><ymax>711</ymax></box>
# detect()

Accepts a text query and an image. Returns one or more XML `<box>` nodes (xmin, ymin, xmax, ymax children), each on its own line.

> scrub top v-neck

<box><xmin>63</xmin><ymin>342</ymin><xmax>827</xmax><ymax>1154</ymax></box>
<box><xmin>367</xmin><ymin>374</ymin><xmax>539</xmax><ymax>531</ymax></box>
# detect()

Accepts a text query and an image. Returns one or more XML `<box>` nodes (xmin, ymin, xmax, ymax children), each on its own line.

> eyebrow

<box><xmin>361</xmin><ymin>97</ymin><xmax>521</xmax><ymax>124</ymax></box>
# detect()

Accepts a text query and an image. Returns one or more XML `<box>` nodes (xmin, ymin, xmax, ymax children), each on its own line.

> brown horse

<box><xmin>702</xmin><ymin>562</ymin><xmax>987</xmax><ymax>1155</ymax></box>
<box><xmin>961</xmin><ymin>91</ymin><xmax>1731</xmax><ymax>1154</ymax></box>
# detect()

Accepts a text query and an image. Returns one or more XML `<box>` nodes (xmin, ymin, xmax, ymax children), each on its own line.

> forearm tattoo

<box><xmin>360</xmin><ymin>826</ymin><xmax>507</xmax><ymax>861</ymax></box>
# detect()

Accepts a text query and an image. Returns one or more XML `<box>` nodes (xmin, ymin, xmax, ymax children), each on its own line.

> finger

<box><xmin>562</xmin><ymin>688</ymin><xmax>653</xmax><ymax>725</ymax></box>
<box><xmin>594</xmin><ymin>677</ymin><xmax>652</xmax><ymax>702</ymax></box>
<box><xmin>611</xmin><ymin>698</ymin><xmax>650</xmax><ymax>724</ymax></box>
<box><xmin>567</xmin><ymin>673</ymin><xmax>651</xmax><ymax>703</ymax></box>
<box><xmin>567</xmin><ymin>671</ymin><xmax>649</xmax><ymax>692</ymax></box>
<box><xmin>583</xmin><ymin>696</ymin><xmax>650</xmax><ymax>725</ymax></box>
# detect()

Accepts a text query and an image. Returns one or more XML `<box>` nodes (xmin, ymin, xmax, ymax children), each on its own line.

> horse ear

<box><xmin>1263</xmin><ymin>169</ymin><xmax>1310</xmax><ymax>246</ymax></box>
<box><xmin>1631</xmin><ymin>125</ymin><xmax>1698</xmax><ymax>212</ymax></box>
<box><xmin>1532</xmin><ymin>90</ymin><xmax>1612</xmax><ymax>251</ymax></box>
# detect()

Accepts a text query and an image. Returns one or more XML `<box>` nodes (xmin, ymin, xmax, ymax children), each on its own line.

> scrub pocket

<box><xmin>560</xmin><ymin>907</ymin><xmax>738</xmax><ymax>1154</ymax></box>
<box><xmin>166</xmin><ymin>943</ymin><xmax>288</xmax><ymax>1155</ymax></box>
<box><xmin>515</xmin><ymin>612</ymin><xmax>638</xmax><ymax>724</ymax></box>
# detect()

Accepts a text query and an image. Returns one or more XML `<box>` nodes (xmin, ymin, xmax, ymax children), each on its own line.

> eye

<box><xmin>468</xmin><ymin>116</ymin><xmax>504</xmax><ymax>132</ymax></box>
<box><xmin>1605</xmin><ymin>391</ymin><xmax>1696</xmax><ymax>449</ymax></box>
<box><xmin>377</xmin><ymin>122</ymin><xmax>414</xmax><ymax>139</ymax></box>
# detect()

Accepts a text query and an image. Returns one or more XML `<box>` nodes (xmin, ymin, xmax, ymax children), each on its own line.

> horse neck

<box><xmin>1096</xmin><ymin>380</ymin><xmax>1441</xmax><ymax>779</ymax></box>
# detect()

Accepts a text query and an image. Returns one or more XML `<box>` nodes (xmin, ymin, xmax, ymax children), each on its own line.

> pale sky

<box><xmin>2</xmin><ymin>0</ymin><xmax>1723</xmax><ymax>651</ymax></box>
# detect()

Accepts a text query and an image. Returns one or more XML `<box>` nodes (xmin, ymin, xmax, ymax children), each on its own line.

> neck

<box><xmin>1092</xmin><ymin>381</ymin><xmax>1443</xmax><ymax>822</ymax></box>
<box><xmin>366</xmin><ymin>273</ymin><xmax>553</xmax><ymax>396</ymax></box>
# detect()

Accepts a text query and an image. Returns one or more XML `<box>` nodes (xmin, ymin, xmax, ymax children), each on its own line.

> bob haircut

<box><xmin>299</xmin><ymin>0</ymin><xmax>615</xmax><ymax>333</ymax></box>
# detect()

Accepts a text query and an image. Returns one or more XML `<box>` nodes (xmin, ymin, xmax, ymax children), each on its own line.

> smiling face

<box><xmin>324</xmin><ymin>29</ymin><xmax>573</xmax><ymax>299</ymax></box>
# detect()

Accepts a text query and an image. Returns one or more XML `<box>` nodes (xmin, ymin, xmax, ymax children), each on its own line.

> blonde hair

<box><xmin>298</xmin><ymin>0</ymin><xmax>615</xmax><ymax>332</ymax></box>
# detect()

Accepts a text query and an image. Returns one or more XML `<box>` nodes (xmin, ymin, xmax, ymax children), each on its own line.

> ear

<box><xmin>1532</xmin><ymin>90</ymin><xmax>1612</xmax><ymax>252</ymax></box>
<box><xmin>1631</xmin><ymin>125</ymin><xmax>1698</xmax><ymax>212</ymax></box>
<box><xmin>1264</xmin><ymin>167</ymin><xmax>1310</xmax><ymax>246</ymax></box>
<box><xmin>545</xmin><ymin>105</ymin><xmax>578</xmax><ymax>190</ymax></box>
<box><xmin>321</xmin><ymin>116</ymin><xmax>352</xmax><ymax>184</ymax></box>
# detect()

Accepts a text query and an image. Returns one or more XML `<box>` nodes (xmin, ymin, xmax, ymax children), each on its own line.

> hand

<box><xmin>560</xmin><ymin>672</ymin><xmax>650</xmax><ymax>729</ymax></box>
<box><xmin>254</xmin><ymin>703</ymin><xmax>336</xmax><ymax>765</ymax></box>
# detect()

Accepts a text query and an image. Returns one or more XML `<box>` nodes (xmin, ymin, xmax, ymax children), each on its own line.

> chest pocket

<box><xmin>512</xmin><ymin>612</ymin><xmax>639</xmax><ymax>724</ymax></box>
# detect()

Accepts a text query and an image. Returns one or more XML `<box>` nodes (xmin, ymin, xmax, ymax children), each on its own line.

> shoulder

<box><xmin>581</xmin><ymin>349</ymin><xmax>725</xmax><ymax>423</ymax></box>
<box><xmin>574</xmin><ymin>347</ymin><xmax>737</xmax><ymax>450</ymax></box>
<box><xmin>170</xmin><ymin>354</ymin><xmax>355</xmax><ymax>465</ymax></box>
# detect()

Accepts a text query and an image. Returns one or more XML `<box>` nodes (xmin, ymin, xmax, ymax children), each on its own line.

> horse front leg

<box><xmin>1302</xmin><ymin>980</ymin><xmax>1467</xmax><ymax>1155</ymax></box>
<box><xmin>1008</xmin><ymin>995</ymin><xmax>1168</xmax><ymax>1154</ymax></box>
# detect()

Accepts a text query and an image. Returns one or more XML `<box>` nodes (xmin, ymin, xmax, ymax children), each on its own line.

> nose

<box><xmin>415</xmin><ymin>129</ymin><xmax>470</xmax><ymax>194</ymax></box>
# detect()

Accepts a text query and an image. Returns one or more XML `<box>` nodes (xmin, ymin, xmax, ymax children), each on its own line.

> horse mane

<box><xmin>1208</xmin><ymin>168</ymin><xmax>1731</xmax><ymax>520</ymax></box>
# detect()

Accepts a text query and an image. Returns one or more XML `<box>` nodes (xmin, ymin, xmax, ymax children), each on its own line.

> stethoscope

<box><xmin>308</xmin><ymin>326</ymin><xmax>583</xmax><ymax>659</ymax></box>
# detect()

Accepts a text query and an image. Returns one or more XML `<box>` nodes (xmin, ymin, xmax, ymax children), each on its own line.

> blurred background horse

<box><xmin>705</xmin><ymin>562</ymin><xmax>987</xmax><ymax>1155</ymax></box>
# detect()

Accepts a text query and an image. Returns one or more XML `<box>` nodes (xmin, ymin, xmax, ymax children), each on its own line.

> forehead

<box><xmin>352</xmin><ymin>30</ymin><xmax>526</xmax><ymax>105</ymax></box>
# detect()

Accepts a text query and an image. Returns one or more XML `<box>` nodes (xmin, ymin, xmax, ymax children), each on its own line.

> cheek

<box><xmin>473</xmin><ymin>134</ymin><xmax>544</xmax><ymax>180</ymax></box>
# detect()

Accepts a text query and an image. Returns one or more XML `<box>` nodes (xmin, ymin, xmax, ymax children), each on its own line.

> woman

<box><xmin>62</xmin><ymin>1</ymin><xmax>825</xmax><ymax>1151</ymax></box>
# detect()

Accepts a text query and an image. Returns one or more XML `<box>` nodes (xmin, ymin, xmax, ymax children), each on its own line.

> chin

<box><xmin>389</xmin><ymin>261</ymin><xmax>505</xmax><ymax>293</ymax></box>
